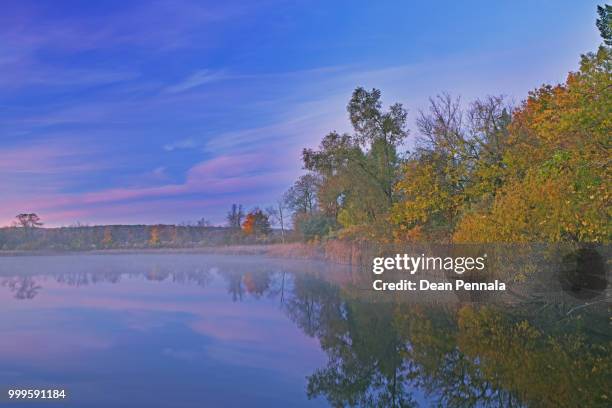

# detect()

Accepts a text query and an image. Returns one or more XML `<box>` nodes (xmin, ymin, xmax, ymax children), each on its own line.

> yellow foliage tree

<box><xmin>149</xmin><ymin>225</ymin><xmax>160</xmax><ymax>246</ymax></box>
<box><xmin>454</xmin><ymin>47</ymin><xmax>611</xmax><ymax>243</ymax></box>
<box><xmin>102</xmin><ymin>226</ymin><xmax>113</xmax><ymax>247</ymax></box>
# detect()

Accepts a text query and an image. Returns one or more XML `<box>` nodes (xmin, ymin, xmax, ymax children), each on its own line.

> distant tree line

<box><xmin>0</xmin><ymin>205</ymin><xmax>288</xmax><ymax>250</ymax></box>
<box><xmin>0</xmin><ymin>219</ymin><xmax>284</xmax><ymax>251</ymax></box>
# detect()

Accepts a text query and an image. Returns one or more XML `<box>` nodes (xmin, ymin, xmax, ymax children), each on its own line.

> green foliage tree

<box><xmin>597</xmin><ymin>4</ymin><xmax>612</xmax><ymax>46</ymax></box>
<box><xmin>303</xmin><ymin>88</ymin><xmax>408</xmax><ymax>239</ymax></box>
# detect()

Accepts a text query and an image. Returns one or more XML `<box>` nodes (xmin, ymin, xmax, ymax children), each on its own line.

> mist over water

<box><xmin>0</xmin><ymin>253</ymin><xmax>609</xmax><ymax>407</ymax></box>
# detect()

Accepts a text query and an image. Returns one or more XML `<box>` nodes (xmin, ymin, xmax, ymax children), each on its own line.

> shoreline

<box><xmin>0</xmin><ymin>244</ymin><xmax>290</xmax><ymax>257</ymax></box>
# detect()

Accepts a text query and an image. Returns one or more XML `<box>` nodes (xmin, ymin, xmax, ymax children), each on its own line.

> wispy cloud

<box><xmin>0</xmin><ymin>68</ymin><xmax>138</xmax><ymax>89</ymax></box>
<box><xmin>163</xmin><ymin>138</ymin><xmax>198</xmax><ymax>151</ymax></box>
<box><xmin>164</xmin><ymin>70</ymin><xmax>227</xmax><ymax>93</ymax></box>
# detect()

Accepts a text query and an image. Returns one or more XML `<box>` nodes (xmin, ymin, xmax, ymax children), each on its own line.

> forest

<box><xmin>285</xmin><ymin>7</ymin><xmax>611</xmax><ymax>245</ymax></box>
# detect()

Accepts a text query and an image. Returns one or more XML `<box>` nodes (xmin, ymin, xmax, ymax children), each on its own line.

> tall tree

<box><xmin>302</xmin><ymin>88</ymin><xmax>409</xmax><ymax>237</ymax></box>
<box><xmin>226</xmin><ymin>204</ymin><xmax>245</xmax><ymax>229</ymax></box>
<box><xmin>284</xmin><ymin>174</ymin><xmax>320</xmax><ymax>215</ymax></box>
<box><xmin>347</xmin><ymin>87</ymin><xmax>408</xmax><ymax>205</ymax></box>
<box><xmin>266</xmin><ymin>200</ymin><xmax>287</xmax><ymax>243</ymax></box>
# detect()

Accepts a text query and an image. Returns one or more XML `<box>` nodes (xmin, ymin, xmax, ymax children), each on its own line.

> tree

<box><xmin>302</xmin><ymin>131</ymin><xmax>358</xmax><ymax>219</ymax></box>
<box><xmin>294</xmin><ymin>212</ymin><xmax>337</xmax><ymax>241</ymax></box>
<box><xmin>347</xmin><ymin>87</ymin><xmax>409</xmax><ymax>206</ymax></box>
<box><xmin>597</xmin><ymin>4</ymin><xmax>612</xmax><ymax>46</ymax></box>
<box><xmin>102</xmin><ymin>226</ymin><xmax>113</xmax><ymax>247</ymax></box>
<box><xmin>300</xmin><ymin>88</ymin><xmax>409</xmax><ymax>238</ymax></box>
<box><xmin>266</xmin><ymin>201</ymin><xmax>287</xmax><ymax>243</ymax></box>
<box><xmin>226</xmin><ymin>204</ymin><xmax>245</xmax><ymax>229</ymax></box>
<box><xmin>242</xmin><ymin>208</ymin><xmax>271</xmax><ymax>236</ymax></box>
<box><xmin>15</xmin><ymin>213</ymin><xmax>43</xmax><ymax>228</ymax></box>
<box><xmin>149</xmin><ymin>225</ymin><xmax>160</xmax><ymax>246</ymax></box>
<box><xmin>196</xmin><ymin>217</ymin><xmax>212</xmax><ymax>227</ymax></box>
<box><xmin>284</xmin><ymin>174</ymin><xmax>319</xmax><ymax>215</ymax></box>
<box><xmin>391</xmin><ymin>94</ymin><xmax>512</xmax><ymax>241</ymax></box>
<box><xmin>454</xmin><ymin>46</ymin><xmax>611</xmax><ymax>243</ymax></box>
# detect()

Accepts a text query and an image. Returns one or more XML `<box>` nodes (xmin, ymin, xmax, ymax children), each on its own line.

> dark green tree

<box><xmin>596</xmin><ymin>4</ymin><xmax>612</xmax><ymax>46</ymax></box>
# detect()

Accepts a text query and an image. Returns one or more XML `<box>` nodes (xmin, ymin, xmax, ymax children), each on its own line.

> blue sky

<box><xmin>0</xmin><ymin>0</ymin><xmax>604</xmax><ymax>226</ymax></box>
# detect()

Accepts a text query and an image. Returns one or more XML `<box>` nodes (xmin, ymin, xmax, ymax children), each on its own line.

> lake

<box><xmin>0</xmin><ymin>253</ymin><xmax>609</xmax><ymax>407</ymax></box>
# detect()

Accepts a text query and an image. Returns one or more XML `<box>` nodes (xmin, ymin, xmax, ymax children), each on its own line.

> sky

<box><xmin>0</xmin><ymin>0</ymin><xmax>605</xmax><ymax>227</ymax></box>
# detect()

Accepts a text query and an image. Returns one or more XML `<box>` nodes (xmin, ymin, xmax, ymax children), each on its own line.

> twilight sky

<box><xmin>0</xmin><ymin>0</ymin><xmax>604</xmax><ymax>227</ymax></box>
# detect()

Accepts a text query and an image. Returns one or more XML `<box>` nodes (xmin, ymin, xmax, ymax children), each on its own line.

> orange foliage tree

<box><xmin>242</xmin><ymin>209</ymin><xmax>271</xmax><ymax>237</ymax></box>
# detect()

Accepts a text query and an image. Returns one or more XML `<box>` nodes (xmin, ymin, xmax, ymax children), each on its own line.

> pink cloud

<box><xmin>0</xmin><ymin>144</ymin><xmax>101</xmax><ymax>174</ymax></box>
<box><xmin>0</xmin><ymin>150</ymin><xmax>296</xmax><ymax>226</ymax></box>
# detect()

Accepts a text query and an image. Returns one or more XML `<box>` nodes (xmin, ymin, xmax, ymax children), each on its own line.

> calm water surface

<box><xmin>0</xmin><ymin>254</ymin><xmax>609</xmax><ymax>407</ymax></box>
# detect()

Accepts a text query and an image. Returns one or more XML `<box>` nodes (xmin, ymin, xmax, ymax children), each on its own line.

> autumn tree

<box><xmin>102</xmin><ymin>226</ymin><xmax>113</xmax><ymax>247</ymax></box>
<box><xmin>149</xmin><ymin>225</ymin><xmax>161</xmax><ymax>246</ymax></box>
<box><xmin>391</xmin><ymin>94</ymin><xmax>512</xmax><ymax>241</ymax></box>
<box><xmin>242</xmin><ymin>208</ymin><xmax>271</xmax><ymax>237</ymax></box>
<box><xmin>454</xmin><ymin>45</ymin><xmax>611</xmax><ymax>243</ymax></box>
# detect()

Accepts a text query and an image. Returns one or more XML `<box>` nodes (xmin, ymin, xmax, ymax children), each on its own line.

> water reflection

<box><xmin>281</xmin><ymin>272</ymin><xmax>610</xmax><ymax>407</ymax></box>
<box><xmin>1</xmin><ymin>276</ymin><xmax>42</xmax><ymax>299</ymax></box>
<box><xmin>0</xmin><ymin>254</ymin><xmax>609</xmax><ymax>407</ymax></box>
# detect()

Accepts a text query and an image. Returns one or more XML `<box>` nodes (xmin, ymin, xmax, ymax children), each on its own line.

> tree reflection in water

<box><xmin>0</xmin><ymin>258</ymin><xmax>608</xmax><ymax>407</ymax></box>
<box><xmin>2</xmin><ymin>276</ymin><xmax>42</xmax><ymax>299</ymax></box>
<box><xmin>283</xmin><ymin>273</ymin><xmax>611</xmax><ymax>408</ymax></box>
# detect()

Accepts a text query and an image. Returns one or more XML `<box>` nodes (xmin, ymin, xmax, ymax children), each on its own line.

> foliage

<box><xmin>597</xmin><ymin>4</ymin><xmax>612</xmax><ymax>46</ymax></box>
<box><xmin>148</xmin><ymin>225</ymin><xmax>161</xmax><ymax>246</ymax></box>
<box><xmin>454</xmin><ymin>46</ymin><xmax>611</xmax><ymax>243</ymax></box>
<box><xmin>282</xmin><ymin>10</ymin><xmax>610</xmax><ymax>245</ymax></box>
<box><xmin>294</xmin><ymin>212</ymin><xmax>337</xmax><ymax>242</ymax></box>
<box><xmin>242</xmin><ymin>208</ymin><xmax>271</xmax><ymax>237</ymax></box>
<box><xmin>391</xmin><ymin>94</ymin><xmax>512</xmax><ymax>241</ymax></box>
<box><xmin>301</xmin><ymin>88</ymin><xmax>408</xmax><ymax>239</ymax></box>
<box><xmin>0</xmin><ymin>224</ymin><xmax>267</xmax><ymax>251</ymax></box>
<box><xmin>102</xmin><ymin>226</ymin><xmax>113</xmax><ymax>248</ymax></box>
